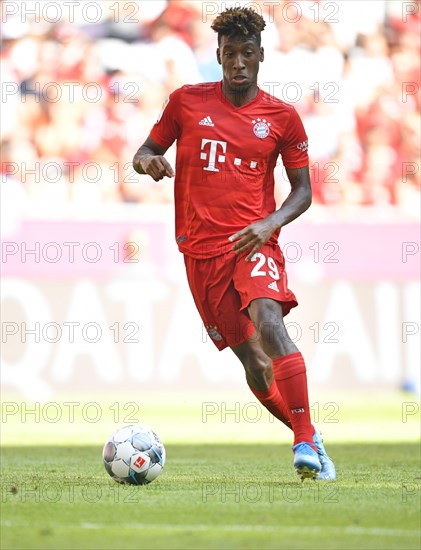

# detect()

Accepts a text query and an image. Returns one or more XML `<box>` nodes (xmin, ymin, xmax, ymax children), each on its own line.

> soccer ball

<box><xmin>103</xmin><ymin>425</ymin><xmax>166</xmax><ymax>485</ymax></box>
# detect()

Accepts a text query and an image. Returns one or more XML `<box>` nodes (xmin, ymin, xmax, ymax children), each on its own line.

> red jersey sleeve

<box><xmin>279</xmin><ymin>107</ymin><xmax>309</xmax><ymax>169</ymax></box>
<box><xmin>150</xmin><ymin>89</ymin><xmax>182</xmax><ymax>148</ymax></box>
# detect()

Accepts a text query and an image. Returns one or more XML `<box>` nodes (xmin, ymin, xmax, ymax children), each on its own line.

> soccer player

<box><xmin>133</xmin><ymin>7</ymin><xmax>336</xmax><ymax>481</ymax></box>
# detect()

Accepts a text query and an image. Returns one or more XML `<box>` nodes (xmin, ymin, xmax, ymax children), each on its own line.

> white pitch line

<box><xmin>1</xmin><ymin>520</ymin><xmax>419</xmax><ymax>538</ymax></box>
<box><xmin>77</xmin><ymin>523</ymin><xmax>420</xmax><ymax>538</ymax></box>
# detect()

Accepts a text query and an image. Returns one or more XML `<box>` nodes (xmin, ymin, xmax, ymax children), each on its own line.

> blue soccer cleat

<box><xmin>292</xmin><ymin>442</ymin><xmax>321</xmax><ymax>481</ymax></box>
<box><xmin>313</xmin><ymin>429</ymin><xmax>336</xmax><ymax>481</ymax></box>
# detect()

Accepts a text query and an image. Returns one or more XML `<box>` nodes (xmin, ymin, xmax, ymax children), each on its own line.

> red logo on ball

<box><xmin>133</xmin><ymin>455</ymin><xmax>146</xmax><ymax>468</ymax></box>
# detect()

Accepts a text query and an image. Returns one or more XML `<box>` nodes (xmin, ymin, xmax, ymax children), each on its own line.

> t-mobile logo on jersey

<box><xmin>200</xmin><ymin>138</ymin><xmax>258</xmax><ymax>172</ymax></box>
<box><xmin>200</xmin><ymin>139</ymin><xmax>227</xmax><ymax>172</ymax></box>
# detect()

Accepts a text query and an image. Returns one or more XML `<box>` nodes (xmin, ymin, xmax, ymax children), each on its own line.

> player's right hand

<box><xmin>141</xmin><ymin>155</ymin><xmax>175</xmax><ymax>181</ymax></box>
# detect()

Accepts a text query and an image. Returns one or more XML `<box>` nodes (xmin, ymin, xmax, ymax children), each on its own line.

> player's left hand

<box><xmin>228</xmin><ymin>218</ymin><xmax>279</xmax><ymax>261</ymax></box>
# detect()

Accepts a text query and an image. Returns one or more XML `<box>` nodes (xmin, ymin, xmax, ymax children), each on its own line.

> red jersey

<box><xmin>150</xmin><ymin>81</ymin><xmax>309</xmax><ymax>259</ymax></box>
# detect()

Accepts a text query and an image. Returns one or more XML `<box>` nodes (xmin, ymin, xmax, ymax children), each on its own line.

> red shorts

<box><xmin>184</xmin><ymin>243</ymin><xmax>298</xmax><ymax>350</ymax></box>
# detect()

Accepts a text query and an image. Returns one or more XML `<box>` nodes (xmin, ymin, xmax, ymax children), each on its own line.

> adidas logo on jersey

<box><xmin>268</xmin><ymin>281</ymin><xmax>279</xmax><ymax>292</ymax></box>
<box><xmin>199</xmin><ymin>116</ymin><xmax>214</xmax><ymax>126</ymax></box>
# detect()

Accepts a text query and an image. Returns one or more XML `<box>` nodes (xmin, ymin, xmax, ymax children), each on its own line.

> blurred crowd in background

<box><xmin>1</xmin><ymin>0</ymin><xmax>420</xmax><ymax>214</ymax></box>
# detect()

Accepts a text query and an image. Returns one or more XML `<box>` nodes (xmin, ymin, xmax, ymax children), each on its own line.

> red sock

<box><xmin>248</xmin><ymin>379</ymin><xmax>292</xmax><ymax>430</ymax></box>
<box><xmin>272</xmin><ymin>352</ymin><xmax>316</xmax><ymax>449</ymax></box>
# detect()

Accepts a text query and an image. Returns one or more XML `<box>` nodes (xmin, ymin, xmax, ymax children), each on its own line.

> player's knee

<box><xmin>243</xmin><ymin>351</ymin><xmax>271</xmax><ymax>378</ymax></box>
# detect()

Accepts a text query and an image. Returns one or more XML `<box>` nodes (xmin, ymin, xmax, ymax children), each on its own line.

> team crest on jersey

<box><xmin>252</xmin><ymin>118</ymin><xmax>271</xmax><ymax>139</ymax></box>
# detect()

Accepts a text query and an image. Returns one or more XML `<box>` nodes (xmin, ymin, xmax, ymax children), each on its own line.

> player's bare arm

<box><xmin>132</xmin><ymin>135</ymin><xmax>175</xmax><ymax>181</ymax></box>
<box><xmin>229</xmin><ymin>166</ymin><xmax>312</xmax><ymax>260</ymax></box>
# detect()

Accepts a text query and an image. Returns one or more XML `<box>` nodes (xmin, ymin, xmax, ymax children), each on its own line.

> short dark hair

<box><xmin>211</xmin><ymin>7</ymin><xmax>266</xmax><ymax>46</ymax></box>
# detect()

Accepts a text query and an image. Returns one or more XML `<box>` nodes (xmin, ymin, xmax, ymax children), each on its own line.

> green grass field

<box><xmin>1</xmin><ymin>392</ymin><xmax>420</xmax><ymax>549</ymax></box>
